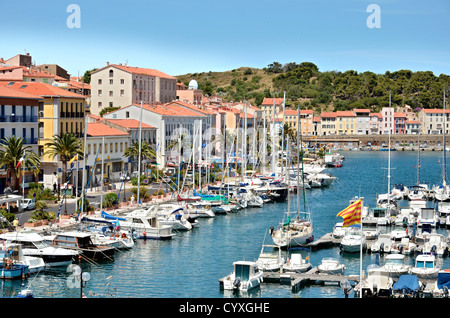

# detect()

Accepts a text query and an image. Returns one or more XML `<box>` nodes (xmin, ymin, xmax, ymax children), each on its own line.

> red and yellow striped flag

<box><xmin>336</xmin><ymin>199</ymin><xmax>362</xmax><ymax>227</ymax></box>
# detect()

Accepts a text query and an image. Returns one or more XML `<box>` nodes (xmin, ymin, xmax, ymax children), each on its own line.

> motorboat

<box><xmin>437</xmin><ymin>202</ymin><xmax>450</xmax><ymax>218</ymax></box>
<box><xmin>370</xmin><ymin>234</ymin><xmax>393</xmax><ymax>254</ymax></box>
<box><xmin>0</xmin><ymin>259</ymin><xmax>28</xmax><ymax>280</ymax></box>
<box><xmin>270</xmin><ymin>212</ymin><xmax>314</xmax><ymax>248</ymax></box>
<box><xmin>340</xmin><ymin>225</ymin><xmax>366</xmax><ymax>253</ymax></box>
<box><xmin>117</xmin><ymin>208</ymin><xmax>176</xmax><ymax>240</ymax></box>
<box><xmin>410</xmin><ymin>254</ymin><xmax>440</xmax><ymax>279</ymax></box>
<box><xmin>367</xmin><ymin>207</ymin><xmax>392</xmax><ymax>226</ymax></box>
<box><xmin>255</xmin><ymin>244</ymin><xmax>285</xmax><ymax>272</ymax></box>
<box><xmin>433</xmin><ymin>183</ymin><xmax>450</xmax><ymax>202</ymax></box>
<box><xmin>332</xmin><ymin>222</ymin><xmax>346</xmax><ymax>239</ymax></box>
<box><xmin>0</xmin><ymin>230</ymin><xmax>80</xmax><ymax>267</ymax></box>
<box><xmin>317</xmin><ymin>257</ymin><xmax>346</xmax><ymax>275</ymax></box>
<box><xmin>362</xmin><ymin>219</ymin><xmax>380</xmax><ymax>240</ymax></box>
<box><xmin>391</xmin><ymin>184</ymin><xmax>409</xmax><ymax>200</ymax></box>
<box><xmin>282</xmin><ymin>248</ymin><xmax>312</xmax><ymax>273</ymax></box>
<box><xmin>394</xmin><ymin>208</ymin><xmax>415</xmax><ymax>227</ymax></box>
<box><xmin>414</xmin><ymin>223</ymin><xmax>434</xmax><ymax>243</ymax></box>
<box><xmin>390</xmin><ymin>228</ymin><xmax>410</xmax><ymax>242</ymax></box>
<box><xmin>417</xmin><ymin>208</ymin><xmax>438</xmax><ymax>228</ymax></box>
<box><xmin>219</xmin><ymin>261</ymin><xmax>263</xmax><ymax>292</ymax></box>
<box><xmin>0</xmin><ymin>243</ymin><xmax>45</xmax><ymax>274</ymax></box>
<box><xmin>409</xmin><ymin>199</ymin><xmax>427</xmax><ymax>217</ymax></box>
<box><xmin>431</xmin><ymin>270</ymin><xmax>450</xmax><ymax>298</ymax></box>
<box><xmin>305</xmin><ymin>172</ymin><xmax>337</xmax><ymax>188</ymax></box>
<box><xmin>391</xmin><ymin>237</ymin><xmax>417</xmax><ymax>255</ymax></box>
<box><xmin>43</xmin><ymin>231</ymin><xmax>115</xmax><ymax>261</ymax></box>
<box><xmin>155</xmin><ymin>204</ymin><xmax>193</xmax><ymax>231</ymax></box>
<box><xmin>184</xmin><ymin>202</ymin><xmax>215</xmax><ymax>218</ymax></box>
<box><xmin>392</xmin><ymin>274</ymin><xmax>422</xmax><ymax>298</ymax></box>
<box><xmin>407</xmin><ymin>185</ymin><xmax>430</xmax><ymax>201</ymax></box>
<box><xmin>422</xmin><ymin>233</ymin><xmax>448</xmax><ymax>257</ymax></box>
<box><xmin>356</xmin><ymin>266</ymin><xmax>393</xmax><ymax>298</ymax></box>
<box><xmin>374</xmin><ymin>254</ymin><xmax>411</xmax><ymax>278</ymax></box>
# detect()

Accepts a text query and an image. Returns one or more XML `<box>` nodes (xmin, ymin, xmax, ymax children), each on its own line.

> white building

<box><xmin>103</xmin><ymin>103</ymin><xmax>209</xmax><ymax>166</ymax></box>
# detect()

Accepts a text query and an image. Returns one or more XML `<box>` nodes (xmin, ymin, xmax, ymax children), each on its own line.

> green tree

<box><xmin>82</xmin><ymin>68</ymin><xmax>98</xmax><ymax>84</ymax></box>
<box><xmin>0</xmin><ymin>136</ymin><xmax>40</xmax><ymax>192</ymax></box>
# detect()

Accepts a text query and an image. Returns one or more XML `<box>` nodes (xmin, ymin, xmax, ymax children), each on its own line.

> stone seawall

<box><xmin>303</xmin><ymin>134</ymin><xmax>448</xmax><ymax>150</ymax></box>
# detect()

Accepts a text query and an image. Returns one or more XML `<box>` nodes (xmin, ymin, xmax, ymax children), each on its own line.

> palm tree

<box><xmin>0</xmin><ymin>136</ymin><xmax>40</xmax><ymax>192</ymax></box>
<box><xmin>124</xmin><ymin>141</ymin><xmax>156</xmax><ymax>173</ymax></box>
<box><xmin>44</xmin><ymin>133</ymin><xmax>82</xmax><ymax>186</ymax></box>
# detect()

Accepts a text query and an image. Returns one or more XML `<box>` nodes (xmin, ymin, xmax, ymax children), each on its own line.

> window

<box><xmin>98</xmin><ymin>102</ymin><xmax>102</xmax><ymax>108</ymax></box>
<box><xmin>126</xmin><ymin>111</ymin><xmax>130</xmax><ymax>118</ymax></box>
<box><xmin>98</xmin><ymin>90</ymin><xmax>102</xmax><ymax>97</ymax></box>
<box><xmin>120</xmin><ymin>90</ymin><xmax>124</xmax><ymax>97</ymax></box>
<box><xmin>109</xmin><ymin>91</ymin><xmax>113</xmax><ymax>97</ymax></box>
<box><xmin>98</xmin><ymin>79</ymin><xmax>102</xmax><ymax>85</ymax></box>
<box><xmin>121</xmin><ymin>79</ymin><xmax>125</xmax><ymax>84</ymax></box>
<box><xmin>109</xmin><ymin>79</ymin><xmax>113</xmax><ymax>84</ymax></box>
<box><xmin>109</xmin><ymin>70</ymin><xmax>114</xmax><ymax>78</ymax></box>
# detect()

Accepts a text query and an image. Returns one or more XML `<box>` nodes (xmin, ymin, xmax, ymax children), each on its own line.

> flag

<box><xmin>68</xmin><ymin>154</ymin><xmax>78</xmax><ymax>166</ymax></box>
<box><xmin>336</xmin><ymin>199</ymin><xmax>362</xmax><ymax>227</ymax></box>
<box><xmin>16</xmin><ymin>156</ymin><xmax>24</xmax><ymax>169</ymax></box>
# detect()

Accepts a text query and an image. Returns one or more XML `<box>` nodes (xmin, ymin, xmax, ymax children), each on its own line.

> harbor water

<box><xmin>2</xmin><ymin>150</ymin><xmax>450</xmax><ymax>298</ymax></box>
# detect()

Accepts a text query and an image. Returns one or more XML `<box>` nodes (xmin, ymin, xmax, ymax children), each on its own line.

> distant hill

<box><xmin>176</xmin><ymin>62</ymin><xmax>450</xmax><ymax>114</ymax></box>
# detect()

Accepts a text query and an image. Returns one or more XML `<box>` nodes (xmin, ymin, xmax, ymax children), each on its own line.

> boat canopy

<box><xmin>438</xmin><ymin>271</ymin><xmax>450</xmax><ymax>290</ymax></box>
<box><xmin>393</xmin><ymin>275</ymin><xmax>420</xmax><ymax>293</ymax></box>
<box><xmin>101</xmin><ymin>211</ymin><xmax>126</xmax><ymax>221</ymax></box>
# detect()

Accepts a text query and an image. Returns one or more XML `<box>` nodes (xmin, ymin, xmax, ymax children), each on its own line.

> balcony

<box><xmin>0</xmin><ymin>115</ymin><xmax>38</xmax><ymax>122</ymax></box>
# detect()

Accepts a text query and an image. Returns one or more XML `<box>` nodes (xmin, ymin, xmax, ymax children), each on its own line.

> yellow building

<box><xmin>336</xmin><ymin>111</ymin><xmax>356</xmax><ymax>135</ymax></box>
<box><xmin>3</xmin><ymin>82</ymin><xmax>86</xmax><ymax>188</ymax></box>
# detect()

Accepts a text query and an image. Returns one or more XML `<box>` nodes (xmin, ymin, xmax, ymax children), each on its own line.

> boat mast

<box><xmin>262</xmin><ymin>109</ymin><xmax>267</xmax><ymax>175</ymax></box>
<box><xmin>417</xmin><ymin>132</ymin><xmax>420</xmax><ymax>186</ymax></box>
<box><xmin>271</xmin><ymin>100</ymin><xmax>276</xmax><ymax>176</ymax></box>
<box><xmin>281</xmin><ymin>92</ymin><xmax>286</xmax><ymax>180</ymax></box>
<box><xmin>388</xmin><ymin>92</ymin><xmax>391</xmax><ymax>206</ymax></box>
<box><xmin>443</xmin><ymin>89</ymin><xmax>447</xmax><ymax>186</ymax></box>
<box><xmin>137</xmin><ymin>101</ymin><xmax>143</xmax><ymax>205</ymax></box>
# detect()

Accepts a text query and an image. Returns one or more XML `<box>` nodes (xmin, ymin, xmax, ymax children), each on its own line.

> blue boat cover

<box><xmin>101</xmin><ymin>211</ymin><xmax>126</xmax><ymax>221</ymax></box>
<box><xmin>437</xmin><ymin>271</ymin><xmax>450</xmax><ymax>289</ymax></box>
<box><xmin>393</xmin><ymin>275</ymin><xmax>420</xmax><ymax>292</ymax></box>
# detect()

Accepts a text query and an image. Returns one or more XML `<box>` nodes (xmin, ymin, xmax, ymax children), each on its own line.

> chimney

<box><xmin>106</xmin><ymin>62</ymin><xmax>109</xmax><ymax>66</ymax></box>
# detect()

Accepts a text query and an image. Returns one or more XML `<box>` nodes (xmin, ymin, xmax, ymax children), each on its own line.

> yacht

<box><xmin>340</xmin><ymin>225</ymin><xmax>366</xmax><ymax>253</ymax></box>
<box><xmin>317</xmin><ymin>257</ymin><xmax>346</xmax><ymax>275</ymax></box>
<box><xmin>219</xmin><ymin>261</ymin><xmax>263</xmax><ymax>292</ymax></box>
<box><xmin>117</xmin><ymin>208</ymin><xmax>176</xmax><ymax>240</ymax></box>
<box><xmin>0</xmin><ymin>230</ymin><xmax>80</xmax><ymax>267</ymax></box>
<box><xmin>373</xmin><ymin>254</ymin><xmax>411</xmax><ymax>278</ymax></box>
<box><xmin>410</xmin><ymin>254</ymin><xmax>440</xmax><ymax>279</ymax></box>
<box><xmin>0</xmin><ymin>243</ymin><xmax>45</xmax><ymax>274</ymax></box>
<box><xmin>43</xmin><ymin>231</ymin><xmax>115</xmax><ymax>261</ymax></box>
<box><xmin>255</xmin><ymin>244</ymin><xmax>285</xmax><ymax>272</ymax></box>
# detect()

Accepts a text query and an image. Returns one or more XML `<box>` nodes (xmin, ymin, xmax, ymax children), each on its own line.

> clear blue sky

<box><xmin>2</xmin><ymin>0</ymin><xmax>449</xmax><ymax>77</ymax></box>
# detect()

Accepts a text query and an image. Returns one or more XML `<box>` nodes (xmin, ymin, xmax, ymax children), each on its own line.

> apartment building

<box><xmin>260</xmin><ymin>98</ymin><xmax>284</xmax><ymax>120</ymax></box>
<box><xmin>0</xmin><ymin>85</ymin><xmax>42</xmax><ymax>192</ymax></box>
<box><xmin>320</xmin><ymin>112</ymin><xmax>337</xmax><ymax>136</ymax></box>
<box><xmin>354</xmin><ymin>109</ymin><xmax>371</xmax><ymax>135</ymax></box>
<box><xmin>336</xmin><ymin>111</ymin><xmax>356</xmax><ymax>135</ymax></box>
<box><xmin>0</xmin><ymin>81</ymin><xmax>87</xmax><ymax>189</ymax></box>
<box><xmin>90</xmin><ymin>63</ymin><xmax>177</xmax><ymax>116</ymax></box>
<box><xmin>418</xmin><ymin>108</ymin><xmax>450</xmax><ymax>135</ymax></box>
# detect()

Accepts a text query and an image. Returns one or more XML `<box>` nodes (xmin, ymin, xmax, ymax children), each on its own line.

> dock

<box><xmin>263</xmin><ymin>267</ymin><xmax>361</xmax><ymax>293</ymax></box>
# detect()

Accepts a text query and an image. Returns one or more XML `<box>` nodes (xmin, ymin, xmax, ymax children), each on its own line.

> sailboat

<box><xmin>270</xmin><ymin>105</ymin><xmax>314</xmax><ymax>248</ymax></box>
<box><xmin>433</xmin><ymin>90</ymin><xmax>450</xmax><ymax>201</ymax></box>
<box><xmin>408</xmin><ymin>134</ymin><xmax>430</xmax><ymax>202</ymax></box>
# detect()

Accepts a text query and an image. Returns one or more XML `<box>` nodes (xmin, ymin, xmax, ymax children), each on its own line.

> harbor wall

<box><xmin>303</xmin><ymin>134</ymin><xmax>448</xmax><ymax>150</ymax></box>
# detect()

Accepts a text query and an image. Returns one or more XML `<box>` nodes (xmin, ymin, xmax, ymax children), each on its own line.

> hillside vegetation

<box><xmin>176</xmin><ymin>62</ymin><xmax>450</xmax><ymax>114</ymax></box>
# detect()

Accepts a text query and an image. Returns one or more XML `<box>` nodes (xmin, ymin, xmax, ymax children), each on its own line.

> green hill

<box><xmin>176</xmin><ymin>62</ymin><xmax>450</xmax><ymax>114</ymax></box>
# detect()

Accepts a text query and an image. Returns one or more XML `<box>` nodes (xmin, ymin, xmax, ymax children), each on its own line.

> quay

<box><xmin>262</xmin><ymin>267</ymin><xmax>361</xmax><ymax>293</ymax></box>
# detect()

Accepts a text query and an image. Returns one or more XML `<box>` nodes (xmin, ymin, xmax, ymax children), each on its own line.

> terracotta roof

<box><xmin>167</xmin><ymin>101</ymin><xmax>216</xmax><ymax>115</ymax></box>
<box><xmin>313</xmin><ymin>116</ymin><xmax>321</xmax><ymax>122</ymax></box>
<box><xmin>104</xmin><ymin>119</ymin><xmax>155</xmax><ymax>129</ymax></box>
<box><xmin>320</xmin><ymin>112</ymin><xmax>337</xmax><ymax>118</ymax></box>
<box><xmin>423</xmin><ymin>109</ymin><xmax>450</xmax><ymax>114</ymax></box>
<box><xmin>93</xmin><ymin>64</ymin><xmax>176</xmax><ymax>80</ymax></box>
<box><xmin>353</xmin><ymin>109</ymin><xmax>370</xmax><ymax>113</ymax></box>
<box><xmin>336</xmin><ymin>111</ymin><xmax>356</xmax><ymax>117</ymax></box>
<box><xmin>0</xmin><ymin>85</ymin><xmax>43</xmax><ymax>100</ymax></box>
<box><xmin>405</xmin><ymin>120</ymin><xmax>420</xmax><ymax>124</ymax></box>
<box><xmin>283</xmin><ymin>109</ymin><xmax>313</xmax><ymax>116</ymax></box>
<box><xmin>370</xmin><ymin>113</ymin><xmax>382</xmax><ymax>118</ymax></box>
<box><xmin>87</xmin><ymin>122</ymin><xmax>129</xmax><ymax>137</ymax></box>
<box><xmin>0</xmin><ymin>81</ymin><xmax>86</xmax><ymax>99</ymax></box>
<box><xmin>261</xmin><ymin>97</ymin><xmax>284</xmax><ymax>106</ymax></box>
<box><xmin>112</xmin><ymin>103</ymin><xmax>206</xmax><ymax>117</ymax></box>
<box><xmin>394</xmin><ymin>112</ymin><xmax>407</xmax><ymax>118</ymax></box>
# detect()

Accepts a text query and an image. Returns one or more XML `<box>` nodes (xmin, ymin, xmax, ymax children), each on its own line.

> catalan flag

<box><xmin>336</xmin><ymin>199</ymin><xmax>362</xmax><ymax>227</ymax></box>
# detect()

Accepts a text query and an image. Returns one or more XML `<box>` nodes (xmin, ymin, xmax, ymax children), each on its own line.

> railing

<box><xmin>0</xmin><ymin>115</ymin><xmax>38</xmax><ymax>122</ymax></box>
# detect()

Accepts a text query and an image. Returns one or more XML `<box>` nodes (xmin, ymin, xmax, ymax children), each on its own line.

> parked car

<box><xmin>20</xmin><ymin>199</ymin><xmax>35</xmax><ymax>210</ymax></box>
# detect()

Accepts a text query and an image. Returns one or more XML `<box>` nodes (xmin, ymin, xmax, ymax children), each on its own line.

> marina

<box><xmin>1</xmin><ymin>150</ymin><xmax>450</xmax><ymax>298</ymax></box>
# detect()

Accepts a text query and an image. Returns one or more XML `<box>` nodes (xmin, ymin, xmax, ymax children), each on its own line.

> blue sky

<box><xmin>2</xmin><ymin>0</ymin><xmax>449</xmax><ymax>77</ymax></box>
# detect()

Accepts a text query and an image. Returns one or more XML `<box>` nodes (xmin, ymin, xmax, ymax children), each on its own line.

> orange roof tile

<box><xmin>261</xmin><ymin>98</ymin><xmax>284</xmax><ymax>106</ymax></box>
<box><xmin>336</xmin><ymin>111</ymin><xmax>356</xmax><ymax>117</ymax></box>
<box><xmin>87</xmin><ymin>122</ymin><xmax>129</xmax><ymax>137</ymax></box>
<box><xmin>0</xmin><ymin>81</ymin><xmax>86</xmax><ymax>99</ymax></box>
<box><xmin>394</xmin><ymin>112</ymin><xmax>407</xmax><ymax>117</ymax></box>
<box><xmin>0</xmin><ymin>85</ymin><xmax>43</xmax><ymax>100</ymax></box>
<box><xmin>105</xmin><ymin>119</ymin><xmax>155</xmax><ymax>129</ymax></box>
<box><xmin>354</xmin><ymin>109</ymin><xmax>370</xmax><ymax>113</ymax></box>
<box><xmin>320</xmin><ymin>112</ymin><xmax>337</xmax><ymax>118</ymax></box>
<box><xmin>93</xmin><ymin>64</ymin><xmax>176</xmax><ymax>80</ymax></box>
<box><xmin>423</xmin><ymin>109</ymin><xmax>450</xmax><ymax>114</ymax></box>
<box><xmin>405</xmin><ymin>120</ymin><xmax>420</xmax><ymax>124</ymax></box>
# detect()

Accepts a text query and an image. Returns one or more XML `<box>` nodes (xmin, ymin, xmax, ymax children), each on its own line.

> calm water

<box><xmin>2</xmin><ymin>150</ymin><xmax>450</xmax><ymax>298</ymax></box>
